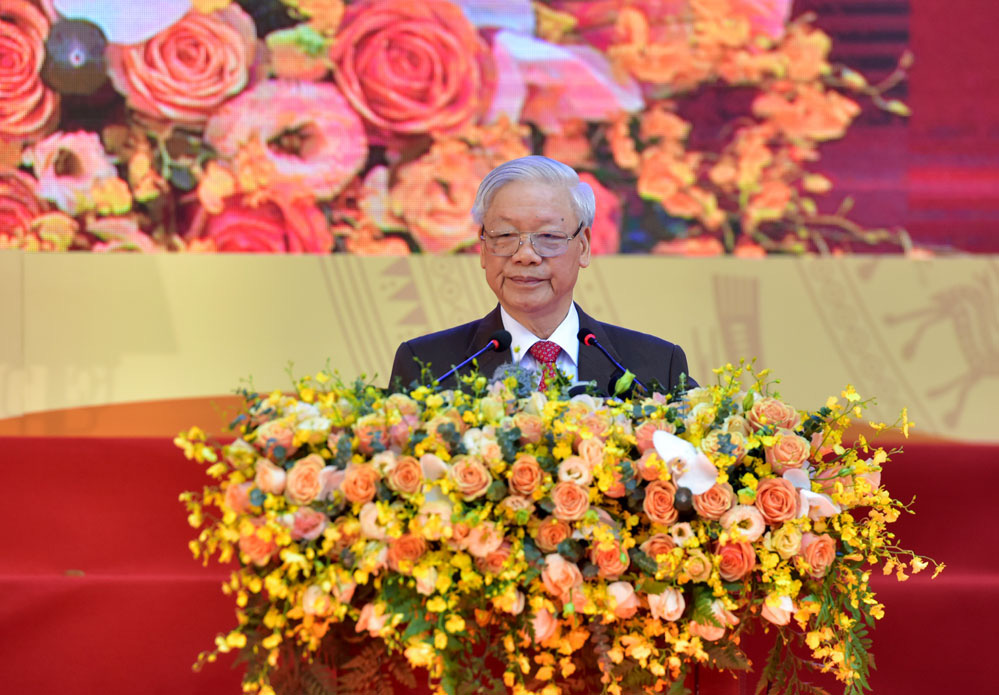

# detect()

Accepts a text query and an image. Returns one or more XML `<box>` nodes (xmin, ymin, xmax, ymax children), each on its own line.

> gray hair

<box><xmin>471</xmin><ymin>155</ymin><xmax>596</xmax><ymax>229</ymax></box>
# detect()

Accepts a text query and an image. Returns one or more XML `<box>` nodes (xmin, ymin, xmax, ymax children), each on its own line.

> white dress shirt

<box><xmin>500</xmin><ymin>304</ymin><xmax>580</xmax><ymax>384</ymax></box>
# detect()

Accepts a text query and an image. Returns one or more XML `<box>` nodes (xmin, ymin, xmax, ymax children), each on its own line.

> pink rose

<box><xmin>465</xmin><ymin>521</ymin><xmax>504</xmax><ymax>559</ymax></box>
<box><xmin>765</xmin><ymin>429</ymin><xmax>812</xmax><ymax>474</ymax></box>
<box><xmin>541</xmin><ymin>554</ymin><xmax>583</xmax><ymax>604</ymax></box>
<box><xmin>551</xmin><ymin>481</ymin><xmax>590</xmax><ymax>522</ymax></box>
<box><xmin>450</xmin><ymin>456</ymin><xmax>493</xmax><ymax>501</ymax></box>
<box><xmin>0</xmin><ymin>168</ymin><xmax>50</xmax><ymax>244</ymax></box>
<box><xmin>799</xmin><ymin>532</ymin><xmax>836</xmax><ymax>578</ymax></box>
<box><xmin>754</xmin><ymin>478</ymin><xmax>801</xmax><ymax>525</ymax></box>
<box><xmin>647</xmin><ymin>587</ymin><xmax>685</xmax><ymax>621</ymax></box>
<box><xmin>607</xmin><ymin>581</ymin><xmax>641</xmax><ymax>619</ymax></box>
<box><xmin>330</xmin><ymin>0</ymin><xmax>495</xmax><ymax>142</ymax></box>
<box><xmin>254</xmin><ymin>458</ymin><xmax>286</xmax><ymax>496</ymax></box>
<box><xmin>285</xmin><ymin>454</ymin><xmax>325</xmax><ymax>505</ymax></box>
<box><xmin>318</xmin><ymin>466</ymin><xmax>345</xmax><ymax>501</ymax></box>
<box><xmin>509</xmin><ymin>455</ymin><xmax>543</xmax><ymax>496</ymax></box>
<box><xmin>748</xmin><ymin>397</ymin><xmax>801</xmax><ymax>431</ymax></box>
<box><xmin>531</xmin><ymin>608</ymin><xmax>558</xmax><ymax>644</ymax></box>
<box><xmin>0</xmin><ymin>1</ymin><xmax>59</xmax><ymax>143</ymax></box>
<box><xmin>716</xmin><ymin>540</ymin><xmax>757</xmax><ymax>581</ymax></box>
<box><xmin>189</xmin><ymin>190</ymin><xmax>333</xmax><ymax>253</ymax></box>
<box><xmin>289</xmin><ymin>507</ymin><xmax>328</xmax><ymax>541</ymax></box>
<box><xmin>106</xmin><ymin>6</ymin><xmax>256</xmax><ymax>129</ymax></box>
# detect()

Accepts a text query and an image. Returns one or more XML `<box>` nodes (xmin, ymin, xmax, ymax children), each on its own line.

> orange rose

<box><xmin>387</xmin><ymin>456</ymin><xmax>422</xmax><ymax>495</ymax></box>
<box><xmin>106</xmin><ymin>6</ymin><xmax>256</xmax><ymax>128</ymax></box>
<box><xmin>534</xmin><ymin>517</ymin><xmax>572</xmax><ymax>553</ymax></box>
<box><xmin>591</xmin><ymin>541</ymin><xmax>630</xmax><ymax>579</ymax></box>
<box><xmin>541</xmin><ymin>554</ymin><xmax>583</xmax><ymax>603</ymax></box>
<box><xmin>640</xmin><ymin>533</ymin><xmax>677</xmax><ymax>566</ymax></box>
<box><xmin>635</xmin><ymin>450</ymin><xmax>662</xmax><ymax>482</ymax></box>
<box><xmin>387</xmin><ymin>533</ymin><xmax>426</xmax><ymax>572</ymax></box>
<box><xmin>531</xmin><ymin>608</ymin><xmax>559</xmax><ymax>644</ymax></box>
<box><xmin>513</xmin><ymin>412</ymin><xmax>544</xmax><ymax>444</ymax></box>
<box><xmin>550</xmin><ymin>481</ymin><xmax>590</xmax><ymax>522</ymax></box>
<box><xmin>693</xmin><ymin>482</ymin><xmax>735</xmax><ymax>521</ymax></box>
<box><xmin>465</xmin><ymin>521</ymin><xmax>504</xmax><ymax>558</ymax></box>
<box><xmin>238</xmin><ymin>519</ymin><xmax>277</xmax><ymax>567</ymax></box>
<box><xmin>716</xmin><ymin>541</ymin><xmax>757</xmax><ymax>581</ymax></box>
<box><xmin>509</xmin><ymin>455</ymin><xmax>543</xmax><ymax>496</ymax></box>
<box><xmin>450</xmin><ymin>455</ymin><xmax>493</xmax><ymax>501</ymax></box>
<box><xmin>754</xmin><ymin>478</ymin><xmax>801</xmax><ymax>525</ymax></box>
<box><xmin>765</xmin><ymin>429</ymin><xmax>811</xmax><ymax>474</ymax></box>
<box><xmin>285</xmin><ymin>454</ymin><xmax>325</xmax><ymax>505</ymax></box>
<box><xmin>0</xmin><ymin>1</ymin><xmax>58</xmax><ymax>143</ymax></box>
<box><xmin>475</xmin><ymin>541</ymin><xmax>512</xmax><ymax>574</ymax></box>
<box><xmin>330</xmin><ymin>0</ymin><xmax>494</xmax><ymax>141</ymax></box>
<box><xmin>354</xmin><ymin>417</ymin><xmax>389</xmax><ymax>456</ymax></box>
<box><xmin>341</xmin><ymin>464</ymin><xmax>380</xmax><ymax>504</ymax></box>
<box><xmin>799</xmin><ymin>532</ymin><xmax>836</xmax><ymax>578</ymax></box>
<box><xmin>643</xmin><ymin>480</ymin><xmax>678</xmax><ymax>525</ymax></box>
<box><xmin>748</xmin><ymin>397</ymin><xmax>801</xmax><ymax>431</ymax></box>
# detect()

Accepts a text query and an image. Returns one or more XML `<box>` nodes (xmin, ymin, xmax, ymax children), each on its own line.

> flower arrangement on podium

<box><xmin>178</xmin><ymin>363</ymin><xmax>940</xmax><ymax>695</ymax></box>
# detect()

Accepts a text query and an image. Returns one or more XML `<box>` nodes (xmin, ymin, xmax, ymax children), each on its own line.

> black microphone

<box><xmin>433</xmin><ymin>330</ymin><xmax>512</xmax><ymax>385</ymax></box>
<box><xmin>577</xmin><ymin>327</ymin><xmax>648</xmax><ymax>394</ymax></box>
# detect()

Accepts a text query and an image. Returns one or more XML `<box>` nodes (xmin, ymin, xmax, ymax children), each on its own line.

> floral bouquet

<box><xmin>3</xmin><ymin>0</ymin><xmax>915</xmax><ymax>255</ymax></box>
<box><xmin>179</xmin><ymin>363</ymin><xmax>940</xmax><ymax>695</ymax></box>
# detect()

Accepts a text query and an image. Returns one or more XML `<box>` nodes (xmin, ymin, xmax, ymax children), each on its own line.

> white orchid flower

<box><xmin>651</xmin><ymin>430</ymin><xmax>718</xmax><ymax>494</ymax></box>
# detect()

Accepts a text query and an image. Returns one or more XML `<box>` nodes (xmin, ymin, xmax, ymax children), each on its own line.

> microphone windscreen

<box><xmin>490</xmin><ymin>329</ymin><xmax>512</xmax><ymax>351</ymax></box>
<box><xmin>577</xmin><ymin>327</ymin><xmax>596</xmax><ymax>346</ymax></box>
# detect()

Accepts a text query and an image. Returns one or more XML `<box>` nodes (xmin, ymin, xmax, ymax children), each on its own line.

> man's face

<box><xmin>479</xmin><ymin>180</ymin><xmax>591</xmax><ymax>327</ymax></box>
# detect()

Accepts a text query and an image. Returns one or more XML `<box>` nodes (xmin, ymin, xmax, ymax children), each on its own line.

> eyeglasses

<box><xmin>480</xmin><ymin>222</ymin><xmax>584</xmax><ymax>258</ymax></box>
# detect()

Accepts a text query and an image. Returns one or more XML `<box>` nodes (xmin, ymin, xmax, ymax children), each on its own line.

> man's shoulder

<box><xmin>597</xmin><ymin>321</ymin><xmax>679</xmax><ymax>350</ymax></box>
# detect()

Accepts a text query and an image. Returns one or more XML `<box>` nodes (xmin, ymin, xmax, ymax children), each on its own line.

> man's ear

<box><xmin>578</xmin><ymin>226</ymin><xmax>592</xmax><ymax>268</ymax></box>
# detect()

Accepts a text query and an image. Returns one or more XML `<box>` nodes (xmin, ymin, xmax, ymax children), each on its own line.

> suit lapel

<box><xmin>575</xmin><ymin>304</ymin><xmax>617</xmax><ymax>395</ymax></box>
<box><xmin>466</xmin><ymin>304</ymin><xmax>512</xmax><ymax>380</ymax></box>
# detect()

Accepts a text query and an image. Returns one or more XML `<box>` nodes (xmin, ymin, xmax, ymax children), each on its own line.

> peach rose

<box><xmin>640</xmin><ymin>533</ymin><xmax>677</xmax><ymax>567</ymax></box>
<box><xmin>514</xmin><ymin>412</ymin><xmax>544</xmax><ymax>444</ymax></box>
<box><xmin>577</xmin><ymin>437</ymin><xmax>605</xmax><ymax>469</ymax></box>
<box><xmin>558</xmin><ymin>456</ymin><xmax>593</xmax><ymax>487</ymax></box>
<box><xmin>387</xmin><ymin>456</ymin><xmax>422</xmax><ymax>495</ymax></box>
<box><xmin>647</xmin><ymin>587</ymin><xmax>685</xmax><ymax>622</ymax></box>
<box><xmin>635</xmin><ymin>419</ymin><xmax>675</xmax><ymax>454</ymax></box>
<box><xmin>341</xmin><ymin>464</ymin><xmax>380</xmax><ymax>504</ymax></box>
<box><xmin>720</xmin><ymin>504</ymin><xmax>766</xmax><ymax>542</ymax></box>
<box><xmin>551</xmin><ymin>481</ymin><xmax>590</xmax><ymax>522</ymax></box>
<box><xmin>0</xmin><ymin>1</ymin><xmax>58</xmax><ymax>143</ymax></box>
<box><xmin>799</xmin><ymin>532</ymin><xmax>836</xmax><ymax>578</ymax></box>
<box><xmin>591</xmin><ymin>540</ymin><xmax>630</xmax><ymax>579</ymax></box>
<box><xmin>330</xmin><ymin>0</ymin><xmax>495</xmax><ymax>142</ymax></box>
<box><xmin>254</xmin><ymin>420</ymin><xmax>297</xmax><ymax>459</ymax></box>
<box><xmin>682</xmin><ymin>549</ymin><xmax>713</xmax><ymax>583</ymax></box>
<box><xmin>238</xmin><ymin>519</ymin><xmax>277</xmax><ymax>567</ymax></box>
<box><xmin>475</xmin><ymin>541</ymin><xmax>512</xmax><ymax>574</ymax></box>
<box><xmin>450</xmin><ymin>456</ymin><xmax>493</xmax><ymax>501</ymax></box>
<box><xmin>754</xmin><ymin>478</ymin><xmax>801</xmax><ymax>525</ymax></box>
<box><xmin>106</xmin><ymin>6</ymin><xmax>256</xmax><ymax>128</ymax></box>
<box><xmin>748</xmin><ymin>397</ymin><xmax>801</xmax><ymax>431</ymax></box>
<box><xmin>509</xmin><ymin>455</ymin><xmax>543</xmax><ymax>496</ymax></box>
<box><xmin>531</xmin><ymin>608</ymin><xmax>558</xmax><ymax>644</ymax></box>
<box><xmin>387</xmin><ymin>533</ymin><xmax>427</xmax><ymax>572</ymax></box>
<box><xmin>254</xmin><ymin>458</ymin><xmax>286</xmax><ymax>495</ymax></box>
<box><xmin>355</xmin><ymin>602</ymin><xmax>389</xmax><ymax>637</ymax></box>
<box><xmin>289</xmin><ymin>507</ymin><xmax>328</xmax><ymax>541</ymax></box>
<box><xmin>541</xmin><ymin>553</ymin><xmax>583</xmax><ymax>603</ymax></box>
<box><xmin>286</xmin><ymin>454</ymin><xmax>325</xmax><ymax>505</ymax></box>
<box><xmin>693</xmin><ymin>482</ymin><xmax>735</xmax><ymax>521</ymax></box>
<box><xmin>643</xmin><ymin>480</ymin><xmax>678</xmax><ymax>525</ymax></box>
<box><xmin>465</xmin><ymin>521</ymin><xmax>504</xmax><ymax>558</ymax></box>
<box><xmin>534</xmin><ymin>517</ymin><xmax>572</xmax><ymax>553</ymax></box>
<box><xmin>716</xmin><ymin>541</ymin><xmax>757</xmax><ymax>581</ymax></box>
<box><xmin>765</xmin><ymin>430</ymin><xmax>812</xmax><ymax>474</ymax></box>
<box><xmin>224</xmin><ymin>481</ymin><xmax>253</xmax><ymax>514</ymax></box>
<box><xmin>607</xmin><ymin>581</ymin><xmax>640</xmax><ymax>619</ymax></box>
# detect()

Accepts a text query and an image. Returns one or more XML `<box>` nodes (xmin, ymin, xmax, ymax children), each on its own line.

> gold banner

<box><xmin>2</xmin><ymin>251</ymin><xmax>996</xmax><ymax>441</ymax></box>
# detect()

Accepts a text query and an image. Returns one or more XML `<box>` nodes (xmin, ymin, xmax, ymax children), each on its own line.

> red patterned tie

<box><xmin>528</xmin><ymin>340</ymin><xmax>561</xmax><ymax>391</ymax></box>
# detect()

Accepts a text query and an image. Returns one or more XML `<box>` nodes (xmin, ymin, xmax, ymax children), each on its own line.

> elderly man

<box><xmin>389</xmin><ymin>155</ymin><xmax>694</xmax><ymax>394</ymax></box>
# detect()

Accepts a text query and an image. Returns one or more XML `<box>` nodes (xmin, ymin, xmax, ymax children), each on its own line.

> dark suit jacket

<box><xmin>389</xmin><ymin>304</ymin><xmax>695</xmax><ymax>395</ymax></box>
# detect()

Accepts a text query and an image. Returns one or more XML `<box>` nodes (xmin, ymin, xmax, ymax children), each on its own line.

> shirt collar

<box><xmin>500</xmin><ymin>304</ymin><xmax>580</xmax><ymax>366</ymax></box>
